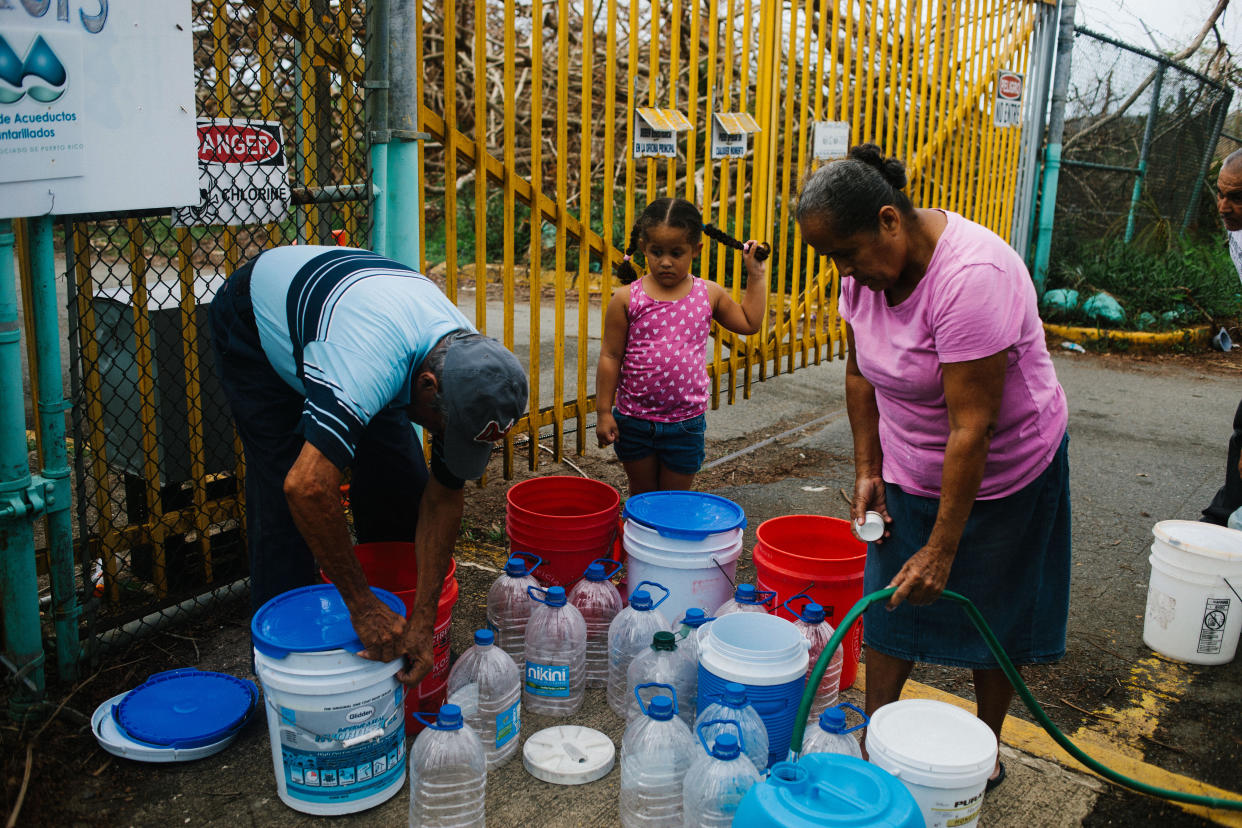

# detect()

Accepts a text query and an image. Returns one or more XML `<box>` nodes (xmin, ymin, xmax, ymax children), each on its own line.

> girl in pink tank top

<box><xmin>595</xmin><ymin>198</ymin><xmax>769</xmax><ymax>495</ymax></box>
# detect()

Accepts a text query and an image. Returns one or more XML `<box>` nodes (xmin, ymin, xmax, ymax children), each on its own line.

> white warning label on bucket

<box><xmin>1197</xmin><ymin>597</ymin><xmax>1231</xmax><ymax>655</ymax></box>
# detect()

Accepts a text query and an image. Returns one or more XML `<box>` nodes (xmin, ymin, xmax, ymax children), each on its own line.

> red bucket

<box><xmin>753</xmin><ymin>515</ymin><xmax>866</xmax><ymax>690</ymax></box>
<box><xmin>324</xmin><ymin>542</ymin><xmax>459</xmax><ymax>734</ymax></box>
<box><xmin>506</xmin><ymin>476</ymin><xmax>623</xmax><ymax>588</ymax></box>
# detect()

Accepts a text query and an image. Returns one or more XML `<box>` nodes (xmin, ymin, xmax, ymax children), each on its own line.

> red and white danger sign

<box><xmin>173</xmin><ymin>118</ymin><xmax>289</xmax><ymax>227</ymax></box>
<box><xmin>994</xmin><ymin>70</ymin><xmax>1024</xmax><ymax>128</ymax></box>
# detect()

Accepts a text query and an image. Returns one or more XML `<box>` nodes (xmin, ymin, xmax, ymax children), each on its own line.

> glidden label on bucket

<box><xmin>277</xmin><ymin>685</ymin><xmax>405</xmax><ymax>805</ymax></box>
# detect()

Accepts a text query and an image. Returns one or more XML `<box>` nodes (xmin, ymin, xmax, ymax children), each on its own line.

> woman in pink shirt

<box><xmin>796</xmin><ymin>144</ymin><xmax>1070</xmax><ymax>791</ymax></box>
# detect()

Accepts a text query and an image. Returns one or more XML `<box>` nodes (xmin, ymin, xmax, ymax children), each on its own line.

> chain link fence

<box><xmin>65</xmin><ymin>0</ymin><xmax>369</xmax><ymax>650</ymax></box>
<box><xmin>1052</xmin><ymin>27</ymin><xmax>1233</xmax><ymax>256</ymax></box>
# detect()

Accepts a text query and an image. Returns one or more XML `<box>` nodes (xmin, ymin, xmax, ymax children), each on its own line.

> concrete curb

<box><xmin>1044</xmin><ymin>322</ymin><xmax>1212</xmax><ymax>350</ymax></box>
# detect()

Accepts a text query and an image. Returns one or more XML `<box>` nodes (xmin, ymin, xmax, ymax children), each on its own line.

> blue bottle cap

<box><xmin>250</xmin><ymin>584</ymin><xmax>407</xmax><ymax>659</ymax></box>
<box><xmin>623</xmin><ymin>491</ymin><xmax>746</xmax><ymax>540</ymax></box>
<box><xmin>438</xmin><ymin>704</ymin><xmax>464</xmax><ymax>729</ymax></box>
<box><xmin>505</xmin><ymin>557</ymin><xmax>530</xmax><ymax>576</ymax></box>
<box><xmin>648</xmin><ymin>695</ymin><xmax>675</xmax><ymax>721</ymax></box>
<box><xmin>584</xmin><ymin>562</ymin><xmax>607</xmax><ymax>581</ymax></box>
<box><xmin>114</xmin><ymin>669</ymin><xmax>257</xmax><ymax>749</ymax></box>
<box><xmin>712</xmin><ymin>732</ymin><xmax>742</xmax><ymax>760</ymax></box>
<box><xmin>545</xmin><ymin>586</ymin><xmax>567</xmax><ymax>607</ymax></box>
<box><xmin>630</xmin><ymin>589</ymin><xmax>653</xmax><ymax>610</ymax></box>
<box><xmin>722</xmin><ymin>682</ymin><xmax>748</xmax><ymax>707</ymax></box>
<box><xmin>681</xmin><ymin>608</ymin><xmax>708</xmax><ymax>628</ymax></box>
<box><xmin>474</xmin><ymin>629</ymin><xmax>495</xmax><ymax>646</ymax></box>
<box><xmin>735</xmin><ymin>584</ymin><xmax>758</xmax><ymax>602</ymax></box>
<box><xmin>802</xmin><ymin>602</ymin><xmax>826</xmax><ymax>624</ymax></box>
<box><xmin>819</xmin><ymin>707</ymin><xmax>847</xmax><ymax>733</ymax></box>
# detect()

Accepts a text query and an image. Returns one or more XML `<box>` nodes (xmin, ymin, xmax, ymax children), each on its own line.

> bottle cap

<box><xmin>721</xmin><ymin>682</ymin><xmax>748</xmax><ymax>707</ymax></box>
<box><xmin>474</xmin><ymin>629</ymin><xmax>495</xmax><ymax>646</ymax></box>
<box><xmin>584</xmin><ymin>562</ymin><xmax>606</xmax><ymax>581</ymax></box>
<box><xmin>801</xmin><ymin>602</ymin><xmax>826</xmax><ymax>624</ymax></box>
<box><xmin>735</xmin><ymin>584</ymin><xmax>757</xmax><ymax>602</ymax></box>
<box><xmin>648</xmin><ymin>695</ymin><xmax>675</xmax><ymax>720</ymax></box>
<box><xmin>437</xmin><ymin>704</ymin><xmax>464</xmax><ymax>729</ymax></box>
<box><xmin>853</xmin><ymin>511</ymin><xmax>884</xmax><ymax>542</ymax></box>
<box><xmin>630</xmin><ymin>589</ymin><xmax>653</xmax><ymax>610</ymax></box>
<box><xmin>819</xmin><ymin>707</ymin><xmax>847</xmax><ymax>733</ymax></box>
<box><xmin>545</xmin><ymin>586</ymin><xmax>567</xmax><ymax>607</ymax></box>
<box><xmin>711</xmin><ymin>732</ymin><xmax>741</xmax><ymax>760</ymax></box>
<box><xmin>651</xmin><ymin>631</ymin><xmax>677</xmax><ymax>651</ymax></box>
<box><xmin>505</xmin><ymin>556</ymin><xmax>530</xmax><ymax>576</ymax></box>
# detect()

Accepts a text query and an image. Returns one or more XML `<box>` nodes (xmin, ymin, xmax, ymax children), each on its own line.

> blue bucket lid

<box><xmin>114</xmin><ymin>669</ymin><xmax>257</xmax><ymax>749</ymax></box>
<box><xmin>623</xmin><ymin>492</ymin><xmax>746</xmax><ymax>540</ymax></box>
<box><xmin>251</xmin><ymin>584</ymin><xmax>407</xmax><ymax>659</ymax></box>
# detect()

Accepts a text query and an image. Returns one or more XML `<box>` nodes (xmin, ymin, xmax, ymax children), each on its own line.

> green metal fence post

<box><xmin>1032</xmin><ymin>0</ymin><xmax>1078</xmax><ymax>296</ymax></box>
<box><xmin>28</xmin><ymin>216</ymin><xmax>79</xmax><ymax>680</ymax></box>
<box><xmin>0</xmin><ymin>218</ymin><xmax>46</xmax><ymax>714</ymax></box>
<box><xmin>1124</xmin><ymin>65</ymin><xmax>1165</xmax><ymax>244</ymax></box>
<box><xmin>1182</xmin><ymin>88</ymin><xmax>1234</xmax><ymax>234</ymax></box>
<box><xmin>386</xmin><ymin>0</ymin><xmax>425</xmax><ymax>269</ymax></box>
<box><xmin>367</xmin><ymin>0</ymin><xmax>391</xmax><ymax>255</ymax></box>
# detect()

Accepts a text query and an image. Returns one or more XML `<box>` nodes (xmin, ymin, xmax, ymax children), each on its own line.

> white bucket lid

<box><xmin>522</xmin><ymin>725</ymin><xmax>615</xmax><ymax>784</ymax></box>
<box><xmin>1152</xmin><ymin>520</ymin><xmax>1242</xmax><ymax>563</ymax></box>
<box><xmin>866</xmin><ymin>700</ymin><xmax>997</xmax><ymax>788</ymax></box>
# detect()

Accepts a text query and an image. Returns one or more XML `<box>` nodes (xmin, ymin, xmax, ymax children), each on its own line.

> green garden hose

<box><xmin>789</xmin><ymin>587</ymin><xmax>1242</xmax><ymax>812</ymax></box>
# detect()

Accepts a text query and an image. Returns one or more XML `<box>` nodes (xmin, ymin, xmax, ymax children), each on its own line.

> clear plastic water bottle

<box><xmin>800</xmin><ymin>702</ymin><xmax>867</xmax><ymax>758</ymax></box>
<box><xmin>486</xmin><ymin>552</ymin><xmax>543</xmax><ymax>669</ymax></box>
<box><xmin>682</xmin><ymin>720</ymin><xmax>761</xmax><ymax>828</ymax></box>
<box><xmin>620</xmin><ymin>683</ymin><xmax>698</xmax><ymax>828</ymax></box>
<box><xmin>523</xmin><ymin>585</ymin><xmax>587</xmax><ymax>716</ymax></box>
<box><xmin>713</xmin><ymin>584</ymin><xmax>775</xmax><ymax>616</ymax></box>
<box><xmin>607</xmin><ymin>581</ymin><xmax>672</xmax><ymax>717</ymax></box>
<box><xmin>675</xmin><ymin>608</ymin><xmax>712</xmax><ymax>667</ymax></box>
<box><xmin>693</xmin><ymin>681</ymin><xmax>770</xmax><ymax>773</ymax></box>
<box><xmin>567</xmin><ymin>558</ymin><xmax>624</xmax><ymax>688</ymax></box>
<box><xmin>446</xmin><ymin>629</ymin><xmax>522</xmax><ymax>770</ymax></box>
<box><xmin>408</xmin><ymin>704</ymin><xmax>486</xmax><ymax>828</ymax></box>
<box><xmin>785</xmin><ymin>594</ymin><xmax>843</xmax><ymax>721</ymax></box>
<box><xmin>626</xmin><ymin>631</ymin><xmax>696</xmax><ymax>725</ymax></box>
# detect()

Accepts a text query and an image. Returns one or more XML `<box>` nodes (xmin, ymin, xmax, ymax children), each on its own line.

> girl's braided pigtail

<box><xmin>701</xmin><ymin>222</ymin><xmax>771</xmax><ymax>262</ymax></box>
<box><xmin>614</xmin><ymin>222</ymin><xmax>644</xmax><ymax>285</ymax></box>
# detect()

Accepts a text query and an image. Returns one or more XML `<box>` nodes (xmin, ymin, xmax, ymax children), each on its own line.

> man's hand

<box><xmin>886</xmin><ymin>544</ymin><xmax>955</xmax><ymax>609</ymax></box>
<box><xmin>596</xmin><ymin>410</ymin><xmax>619</xmax><ymax>447</ymax></box>
<box><xmin>396</xmin><ymin>617</ymin><xmax>436</xmax><ymax>685</ymax></box>
<box><xmin>352</xmin><ymin>595</ymin><xmax>410</xmax><ymax>664</ymax></box>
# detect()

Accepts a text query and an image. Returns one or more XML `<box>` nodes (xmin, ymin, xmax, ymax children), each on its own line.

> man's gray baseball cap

<box><xmin>441</xmin><ymin>333</ymin><xmax>528</xmax><ymax>480</ymax></box>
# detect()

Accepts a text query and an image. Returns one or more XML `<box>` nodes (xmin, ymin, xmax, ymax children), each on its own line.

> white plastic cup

<box><xmin>852</xmin><ymin>511</ymin><xmax>884</xmax><ymax>542</ymax></box>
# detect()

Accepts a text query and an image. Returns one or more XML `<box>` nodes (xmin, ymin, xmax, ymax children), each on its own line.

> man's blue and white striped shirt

<box><xmin>247</xmin><ymin>246</ymin><xmax>473</xmax><ymax>470</ymax></box>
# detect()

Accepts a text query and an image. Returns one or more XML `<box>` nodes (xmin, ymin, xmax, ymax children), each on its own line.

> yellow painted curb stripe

<box><xmin>851</xmin><ymin>666</ymin><xmax>1242</xmax><ymax>826</ymax></box>
<box><xmin>1044</xmin><ymin>322</ymin><xmax>1212</xmax><ymax>347</ymax></box>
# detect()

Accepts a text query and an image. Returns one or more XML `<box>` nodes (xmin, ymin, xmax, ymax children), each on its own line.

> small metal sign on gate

<box><xmin>993</xmin><ymin>70</ymin><xmax>1024</xmax><ymax>128</ymax></box>
<box><xmin>172</xmin><ymin>119</ymin><xmax>290</xmax><ymax>227</ymax></box>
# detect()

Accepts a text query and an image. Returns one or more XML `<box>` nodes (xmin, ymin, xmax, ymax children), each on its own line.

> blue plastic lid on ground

<box><xmin>250</xmin><ymin>583</ymin><xmax>407</xmax><ymax>658</ymax></box>
<box><xmin>735</xmin><ymin>755</ymin><xmax>923</xmax><ymax>827</ymax></box>
<box><xmin>623</xmin><ymin>491</ymin><xmax>746</xmax><ymax>540</ymax></box>
<box><xmin>114</xmin><ymin>668</ymin><xmax>257</xmax><ymax>748</ymax></box>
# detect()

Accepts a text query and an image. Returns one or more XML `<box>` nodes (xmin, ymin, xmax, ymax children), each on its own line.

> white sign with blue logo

<box><xmin>0</xmin><ymin>1</ymin><xmax>197</xmax><ymax>218</ymax></box>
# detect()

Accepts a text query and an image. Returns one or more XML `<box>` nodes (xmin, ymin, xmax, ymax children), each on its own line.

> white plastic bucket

<box><xmin>623</xmin><ymin>519</ymin><xmax>744</xmax><ymax>621</ymax></box>
<box><xmin>696</xmin><ymin>612</ymin><xmax>809</xmax><ymax>767</ymax></box>
<box><xmin>255</xmin><ymin>648</ymin><xmax>406</xmax><ymax>815</ymax></box>
<box><xmin>1144</xmin><ymin>520</ymin><xmax>1242</xmax><ymax>665</ymax></box>
<box><xmin>866</xmin><ymin>700</ymin><xmax>997</xmax><ymax>828</ymax></box>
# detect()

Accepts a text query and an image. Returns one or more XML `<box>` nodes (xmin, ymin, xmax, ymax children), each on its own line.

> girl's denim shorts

<box><xmin>611</xmin><ymin>409</ymin><xmax>707</xmax><ymax>474</ymax></box>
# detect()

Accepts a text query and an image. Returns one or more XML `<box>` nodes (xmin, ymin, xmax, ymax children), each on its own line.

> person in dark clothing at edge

<box><xmin>210</xmin><ymin>245</ymin><xmax>528</xmax><ymax>684</ymax></box>
<box><xmin>1201</xmin><ymin>149</ymin><xmax>1242</xmax><ymax>526</ymax></box>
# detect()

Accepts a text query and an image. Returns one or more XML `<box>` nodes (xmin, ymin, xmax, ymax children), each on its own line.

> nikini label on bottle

<box><xmin>525</xmin><ymin>663</ymin><xmax>570</xmax><ymax>697</ymax></box>
<box><xmin>496</xmin><ymin>700</ymin><xmax>520</xmax><ymax>747</ymax></box>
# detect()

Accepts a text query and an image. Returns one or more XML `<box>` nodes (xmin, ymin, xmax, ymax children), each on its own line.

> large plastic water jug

<box><xmin>694</xmin><ymin>681</ymin><xmax>769</xmax><ymax>772</ymax></box>
<box><xmin>486</xmin><ymin>552</ymin><xmax>543</xmax><ymax>669</ymax></box>
<box><xmin>800</xmin><ymin>702</ymin><xmax>866</xmax><ymax>759</ymax></box>
<box><xmin>697</xmin><ymin>612</ymin><xmax>808</xmax><ymax>768</ymax></box>
<box><xmin>682</xmin><ymin>720</ymin><xmax>761</xmax><ymax>828</ymax></box>
<box><xmin>445</xmin><ymin>629</ymin><xmax>521</xmax><ymax>770</ymax></box>
<box><xmin>522</xmin><ymin>585</ymin><xmax>587</xmax><ymax>716</ymax></box>
<box><xmin>567</xmin><ymin>558</ymin><xmax>624</xmax><ymax>687</ymax></box>
<box><xmin>619</xmin><ymin>684</ymin><xmax>697</xmax><ymax>828</ymax></box>
<box><xmin>607</xmin><ymin>581</ymin><xmax>671</xmax><ymax>717</ymax></box>
<box><xmin>626</xmin><ymin>630</ymin><xmax>696</xmax><ymax>725</ymax></box>
<box><xmin>408</xmin><ymin>704</ymin><xmax>486</xmax><ymax>828</ymax></box>
<box><xmin>785</xmin><ymin>593</ymin><xmax>843</xmax><ymax>721</ymax></box>
<box><xmin>734</xmin><ymin>755</ymin><xmax>924</xmax><ymax>827</ymax></box>
<box><xmin>714</xmin><ymin>583</ymin><xmax>775</xmax><ymax>616</ymax></box>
